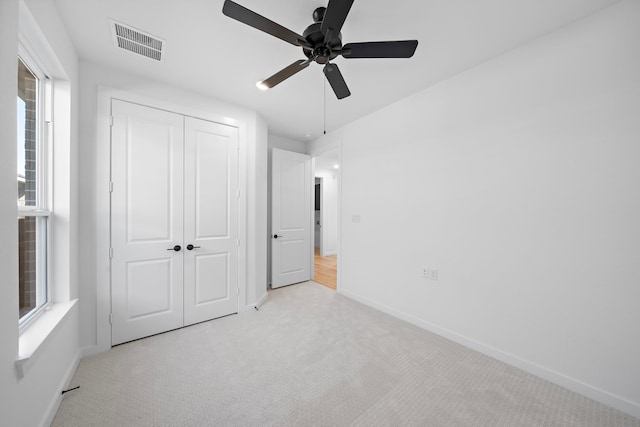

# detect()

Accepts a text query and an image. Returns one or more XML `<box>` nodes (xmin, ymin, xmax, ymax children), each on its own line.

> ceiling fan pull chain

<box><xmin>324</xmin><ymin>76</ymin><xmax>327</xmax><ymax>135</ymax></box>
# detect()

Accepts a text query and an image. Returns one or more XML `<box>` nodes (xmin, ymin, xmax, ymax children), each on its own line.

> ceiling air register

<box><xmin>110</xmin><ymin>20</ymin><xmax>165</xmax><ymax>62</ymax></box>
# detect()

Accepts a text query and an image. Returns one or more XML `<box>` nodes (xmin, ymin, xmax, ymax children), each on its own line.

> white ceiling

<box><xmin>52</xmin><ymin>0</ymin><xmax>618</xmax><ymax>141</ymax></box>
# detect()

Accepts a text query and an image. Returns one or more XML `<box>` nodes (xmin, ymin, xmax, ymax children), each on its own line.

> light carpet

<box><xmin>53</xmin><ymin>281</ymin><xmax>640</xmax><ymax>426</ymax></box>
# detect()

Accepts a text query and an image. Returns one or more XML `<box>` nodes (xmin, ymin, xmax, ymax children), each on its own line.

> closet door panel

<box><xmin>110</xmin><ymin>99</ymin><xmax>185</xmax><ymax>345</ymax></box>
<box><xmin>183</xmin><ymin>116</ymin><xmax>239</xmax><ymax>326</ymax></box>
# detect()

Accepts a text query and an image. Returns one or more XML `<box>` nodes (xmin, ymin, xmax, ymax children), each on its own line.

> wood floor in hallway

<box><xmin>314</xmin><ymin>247</ymin><xmax>337</xmax><ymax>290</ymax></box>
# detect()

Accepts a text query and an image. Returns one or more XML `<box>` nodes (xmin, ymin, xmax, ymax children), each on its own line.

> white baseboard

<box><xmin>39</xmin><ymin>349</ymin><xmax>82</xmax><ymax>427</ymax></box>
<box><xmin>339</xmin><ymin>288</ymin><xmax>640</xmax><ymax>420</ymax></box>
<box><xmin>80</xmin><ymin>344</ymin><xmax>105</xmax><ymax>358</ymax></box>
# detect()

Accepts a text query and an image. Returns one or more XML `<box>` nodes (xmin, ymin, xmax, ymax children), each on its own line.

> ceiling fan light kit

<box><xmin>222</xmin><ymin>0</ymin><xmax>418</xmax><ymax>100</ymax></box>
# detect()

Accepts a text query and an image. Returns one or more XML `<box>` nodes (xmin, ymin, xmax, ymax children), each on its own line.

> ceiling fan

<box><xmin>222</xmin><ymin>0</ymin><xmax>419</xmax><ymax>99</ymax></box>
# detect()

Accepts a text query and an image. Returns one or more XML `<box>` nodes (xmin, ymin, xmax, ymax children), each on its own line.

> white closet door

<box><xmin>111</xmin><ymin>100</ymin><xmax>185</xmax><ymax>345</ymax></box>
<box><xmin>271</xmin><ymin>148</ymin><xmax>312</xmax><ymax>288</ymax></box>
<box><xmin>183</xmin><ymin>117</ymin><xmax>239</xmax><ymax>326</ymax></box>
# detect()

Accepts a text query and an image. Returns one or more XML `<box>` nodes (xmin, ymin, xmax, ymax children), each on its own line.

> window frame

<box><xmin>17</xmin><ymin>44</ymin><xmax>53</xmax><ymax>329</ymax></box>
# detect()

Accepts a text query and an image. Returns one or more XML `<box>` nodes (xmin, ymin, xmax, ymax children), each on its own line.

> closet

<box><xmin>110</xmin><ymin>99</ymin><xmax>239</xmax><ymax>345</ymax></box>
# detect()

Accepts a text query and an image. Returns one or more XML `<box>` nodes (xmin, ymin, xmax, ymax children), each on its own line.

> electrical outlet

<box><xmin>423</xmin><ymin>267</ymin><xmax>439</xmax><ymax>281</ymax></box>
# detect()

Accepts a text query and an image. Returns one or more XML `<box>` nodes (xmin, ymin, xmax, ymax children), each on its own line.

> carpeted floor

<box><xmin>52</xmin><ymin>281</ymin><xmax>640</xmax><ymax>426</ymax></box>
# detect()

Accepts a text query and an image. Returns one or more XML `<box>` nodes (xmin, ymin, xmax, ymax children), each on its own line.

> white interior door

<box><xmin>271</xmin><ymin>148</ymin><xmax>312</xmax><ymax>288</ymax></box>
<box><xmin>183</xmin><ymin>117</ymin><xmax>239</xmax><ymax>325</ymax></box>
<box><xmin>111</xmin><ymin>100</ymin><xmax>185</xmax><ymax>345</ymax></box>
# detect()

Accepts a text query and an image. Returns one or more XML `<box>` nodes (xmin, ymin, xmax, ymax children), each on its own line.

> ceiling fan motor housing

<box><xmin>302</xmin><ymin>7</ymin><xmax>342</xmax><ymax>65</ymax></box>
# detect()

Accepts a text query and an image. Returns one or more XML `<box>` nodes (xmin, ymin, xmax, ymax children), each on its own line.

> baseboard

<box><xmin>39</xmin><ymin>349</ymin><xmax>82</xmax><ymax>427</ymax></box>
<box><xmin>80</xmin><ymin>344</ymin><xmax>105</xmax><ymax>358</ymax></box>
<box><xmin>339</xmin><ymin>288</ymin><xmax>640</xmax><ymax>420</ymax></box>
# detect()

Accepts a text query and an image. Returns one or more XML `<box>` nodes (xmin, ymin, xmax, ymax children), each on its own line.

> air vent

<box><xmin>110</xmin><ymin>20</ymin><xmax>165</xmax><ymax>62</ymax></box>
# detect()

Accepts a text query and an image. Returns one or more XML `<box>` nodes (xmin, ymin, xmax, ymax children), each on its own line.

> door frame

<box><xmin>95</xmin><ymin>87</ymin><xmax>249</xmax><ymax>352</ymax></box>
<box><xmin>310</xmin><ymin>144</ymin><xmax>342</xmax><ymax>292</ymax></box>
<box><xmin>314</xmin><ymin>177</ymin><xmax>323</xmax><ymax>255</ymax></box>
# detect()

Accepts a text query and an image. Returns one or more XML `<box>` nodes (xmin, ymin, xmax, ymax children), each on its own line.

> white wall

<box><xmin>0</xmin><ymin>2</ymin><xmax>21</xmax><ymax>422</ymax></box>
<box><xmin>315</xmin><ymin>169</ymin><xmax>338</xmax><ymax>256</ymax></box>
<box><xmin>308</xmin><ymin>0</ymin><xmax>640</xmax><ymax>418</ymax></box>
<box><xmin>1</xmin><ymin>1</ymin><xmax>81</xmax><ymax>426</ymax></box>
<box><xmin>248</xmin><ymin>116</ymin><xmax>268</xmax><ymax>305</ymax></box>
<box><xmin>266</xmin><ymin>135</ymin><xmax>307</xmax><ymax>285</ymax></box>
<box><xmin>77</xmin><ymin>61</ymin><xmax>268</xmax><ymax>350</ymax></box>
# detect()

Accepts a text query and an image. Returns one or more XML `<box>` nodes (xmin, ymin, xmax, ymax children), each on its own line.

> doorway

<box><xmin>270</xmin><ymin>148</ymin><xmax>312</xmax><ymax>288</ymax></box>
<box><xmin>313</xmin><ymin>150</ymin><xmax>339</xmax><ymax>290</ymax></box>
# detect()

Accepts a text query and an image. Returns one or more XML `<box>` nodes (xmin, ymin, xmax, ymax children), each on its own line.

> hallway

<box><xmin>313</xmin><ymin>247</ymin><xmax>336</xmax><ymax>290</ymax></box>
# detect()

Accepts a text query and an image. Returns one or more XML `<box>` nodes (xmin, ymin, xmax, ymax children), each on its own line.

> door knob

<box><xmin>186</xmin><ymin>244</ymin><xmax>201</xmax><ymax>250</ymax></box>
<box><xmin>273</xmin><ymin>234</ymin><xmax>281</xmax><ymax>239</ymax></box>
<box><xmin>167</xmin><ymin>245</ymin><xmax>181</xmax><ymax>252</ymax></box>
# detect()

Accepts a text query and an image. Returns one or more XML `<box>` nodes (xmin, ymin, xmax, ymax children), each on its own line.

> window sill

<box><xmin>16</xmin><ymin>299</ymin><xmax>78</xmax><ymax>378</ymax></box>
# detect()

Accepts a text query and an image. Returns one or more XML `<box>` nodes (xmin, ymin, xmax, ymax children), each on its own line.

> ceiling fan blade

<box><xmin>341</xmin><ymin>40</ymin><xmax>418</xmax><ymax>58</ymax></box>
<box><xmin>320</xmin><ymin>0</ymin><xmax>354</xmax><ymax>37</ymax></box>
<box><xmin>323</xmin><ymin>63</ymin><xmax>351</xmax><ymax>100</ymax></box>
<box><xmin>259</xmin><ymin>60</ymin><xmax>310</xmax><ymax>89</ymax></box>
<box><xmin>222</xmin><ymin>0</ymin><xmax>310</xmax><ymax>48</ymax></box>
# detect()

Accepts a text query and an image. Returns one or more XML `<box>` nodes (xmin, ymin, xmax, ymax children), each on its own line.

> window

<box><xmin>17</xmin><ymin>52</ymin><xmax>51</xmax><ymax>324</ymax></box>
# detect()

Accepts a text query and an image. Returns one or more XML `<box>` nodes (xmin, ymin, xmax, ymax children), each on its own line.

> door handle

<box><xmin>186</xmin><ymin>244</ymin><xmax>201</xmax><ymax>251</ymax></box>
<box><xmin>167</xmin><ymin>245</ymin><xmax>182</xmax><ymax>252</ymax></box>
<box><xmin>273</xmin><ymin>234</ymin><xmax>281</xmax><ymax>239</ymax></box>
